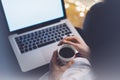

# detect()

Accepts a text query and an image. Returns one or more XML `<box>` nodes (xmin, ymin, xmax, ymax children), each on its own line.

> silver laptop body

<box><xmin>1</xmin><ymin>0</ymin><xmax>82</xmax><ymax>72</ymax></box>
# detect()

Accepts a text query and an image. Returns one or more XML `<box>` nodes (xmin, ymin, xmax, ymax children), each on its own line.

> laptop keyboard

<box><xmin>15</xmin><ymin>23</ymin><xmax>73</xmax><ymax>54</ymax></box>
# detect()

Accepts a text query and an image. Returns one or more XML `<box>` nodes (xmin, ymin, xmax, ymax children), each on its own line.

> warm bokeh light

<box><xmin>80</xmin><ymin>12</ymin><xmax>85</xmax><ymax>17</ymax></box>
<box><xmin>65</xmin><ymin>3</ymin><xmax>70</xmax><ymax>9</ymax></box>
<box><xmin>64</xmin><ymin>0</ymin><xmax>102</xmax><ymax>28</ymax></box>
<box><xmin>75</xmin><ymin>1</ymin><xmax>81</xmax><ymax>6</ymax></box>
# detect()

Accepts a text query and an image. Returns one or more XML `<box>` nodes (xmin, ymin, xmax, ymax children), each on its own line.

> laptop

<box><xmin>1</xmin><ymin>0</ymin><xmax>82</xmax><ymax>72</ymax></box>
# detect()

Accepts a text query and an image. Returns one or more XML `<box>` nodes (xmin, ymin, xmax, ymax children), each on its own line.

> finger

<box><xmin>65</xmin><ymin>36</ymin><xmax>78</xmax><ymax>40</ymax></box>
<box><xmin>51</xmin><ymin>50</ymin><xmax>58</xmax><ymax>64</ymax></box>
<box><xmin>58</xmin><ymin>38</ymin><xmax>77</xmax><ymax>46</ymax></box>
<box><xmin>65</xmin><ymin>36</ymin><xmax>84</xmax><ymax>43</ymax></box>
<box><xmin>64</xmin><ymin>36</ymin><xmax>80</xmax><ymax>44</ymax></box>
<box><xmin>58</xmin><ymin>36</ymin><xmax>74</xmax><ymax>45</ymax></box>
<box><xmin>58</xmin><ymin>36</ymin><xmax>80</xmax><ymax>46</ymax></box>
<box><xmin>58</xmin><ymin>40</ymin><xmax>64</xmax><ymax>46</ymax></box>
<box><xmin>61</xmin><ymin>40</ymin><xmax>78</xmax><ymax>48</ymax></box>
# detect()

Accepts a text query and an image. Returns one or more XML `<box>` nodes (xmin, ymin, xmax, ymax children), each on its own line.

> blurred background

<box><xmin>64</xmin><ymin>0</ymin><xmax>102</xmax><ymax>28</ymax></box>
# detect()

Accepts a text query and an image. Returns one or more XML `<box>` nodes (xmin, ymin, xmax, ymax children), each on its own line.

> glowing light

<box><xmin>81</xmin><ymin>7</ymin><xmax>85</xmax><ymax>12</ymax></box>
<box><xmin>68</xmin><ymin>0</ymin><xmax>74</xmax><ymax>3</ymax></box>
<box><xmin>81</xmin><ymin>5</ymin><xmax>86</xmax><ymax>12</ymax></box>
<box><xmin>75</xmin><ymin>1</ymin><xmax>81</xmax><ymax>6</ymax></box>
<box><xmin>86</xmin><ymin>7</ymin><xmax>90</xmax><ymax>10</ymax></box>
<box><xmin>80</xmin><ymin>12</ymin><xmax>85</xmax><ymax>17</ymax></box>
<box><xmin>65</xmin><ymin>3</ymin><xmax>70</xmax><ymax>9</ymax></box>
<box><xmin>76</xmin><ymin>6</ymin><xmax>81</xmax><ymax>11</ymax></box>
<box><xmin>64</xmin><ymin>0</ymin><xmax>102</xmax><ymax>28</ymax></box>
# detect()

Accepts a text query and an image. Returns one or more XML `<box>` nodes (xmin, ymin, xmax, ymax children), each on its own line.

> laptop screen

<box><xmin>1</xmin><ymin>0</ymin><xmax>65</xmax><ymax>32</ymax></box>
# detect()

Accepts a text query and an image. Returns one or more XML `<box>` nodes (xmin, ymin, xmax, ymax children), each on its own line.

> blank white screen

<box><xmin>1</xmin><ymin>0</ymin><xmax>64</xmax><ymax>32</ymax></box>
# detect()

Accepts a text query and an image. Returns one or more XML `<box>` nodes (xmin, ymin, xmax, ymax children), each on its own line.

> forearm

<box><xmin>78</xmin><ymin>46</ymin><xmax>91</xmax><ymax>60</ymax></box>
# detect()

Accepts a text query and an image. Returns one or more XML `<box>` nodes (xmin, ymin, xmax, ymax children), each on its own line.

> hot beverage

<box><xmin>59</xmin><ymin>47</ymin><xmax>75</xmax><ymax>58</ymax></box>
<box><xmin>57</xmin><ymin>44</ymin><xmax>76</xmax><ymax>66</ymax></box>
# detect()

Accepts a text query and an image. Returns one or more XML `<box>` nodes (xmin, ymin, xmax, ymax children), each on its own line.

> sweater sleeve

<box><xmin>61</xmin><ymin>57</ymin><xmax>94</xmax><ymax>80</ymax></box>
<box><xmin>38</xmin><ymin>57</ymin><xmax>95</xmax><ymax>80</ymax></box>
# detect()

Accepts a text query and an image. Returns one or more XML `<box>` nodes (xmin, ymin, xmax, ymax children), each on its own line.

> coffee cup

<box><xmin>57</xmin><ymin>44</ymin><xmax>77</xmax><ymax>66</ymax></box>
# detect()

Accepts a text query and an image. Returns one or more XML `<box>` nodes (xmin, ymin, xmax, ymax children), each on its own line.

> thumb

<box><xmin>62</xmin><ymin>40</ymin><xmax>78</xmax><ymax>47</ymax></box>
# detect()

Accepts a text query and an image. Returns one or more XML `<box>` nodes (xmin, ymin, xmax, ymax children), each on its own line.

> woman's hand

<box><xmin>58</xmin><ymin>36</ymin><xmax>90</xmax><ymax>60</ymax></box>
<box><xmin>49</xmin><ymin>50</ymin><xmax>74</xmax><ymax>80</ymax></box>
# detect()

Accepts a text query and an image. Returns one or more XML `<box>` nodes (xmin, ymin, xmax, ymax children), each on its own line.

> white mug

<box><xmin>57</xmin><ymin>44</ymin><xmax>77</xmax><ymax>66</ymax></box>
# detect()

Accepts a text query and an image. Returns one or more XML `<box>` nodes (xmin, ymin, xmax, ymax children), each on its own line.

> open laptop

<box><xmin>1</xmin><ymin>0</ymin><xmax>82</xmax><ymax>72</ymax></box>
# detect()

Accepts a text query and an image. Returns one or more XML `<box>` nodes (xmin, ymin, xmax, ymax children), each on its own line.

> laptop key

<box><xmin>15</xmin><ymin>23</ymin><xmax>72</xmax><ymax>54</ymax></box>
<box><xmin>37</xmin><ymin>40</ymin><xmax>55</xmax><ymax>48</ymax></box>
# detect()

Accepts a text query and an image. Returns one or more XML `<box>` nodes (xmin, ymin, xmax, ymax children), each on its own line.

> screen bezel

<box><xmin>1</xmin><ymin>0</ymin><xmax>66</xmax><ymax>34</ymax></box>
